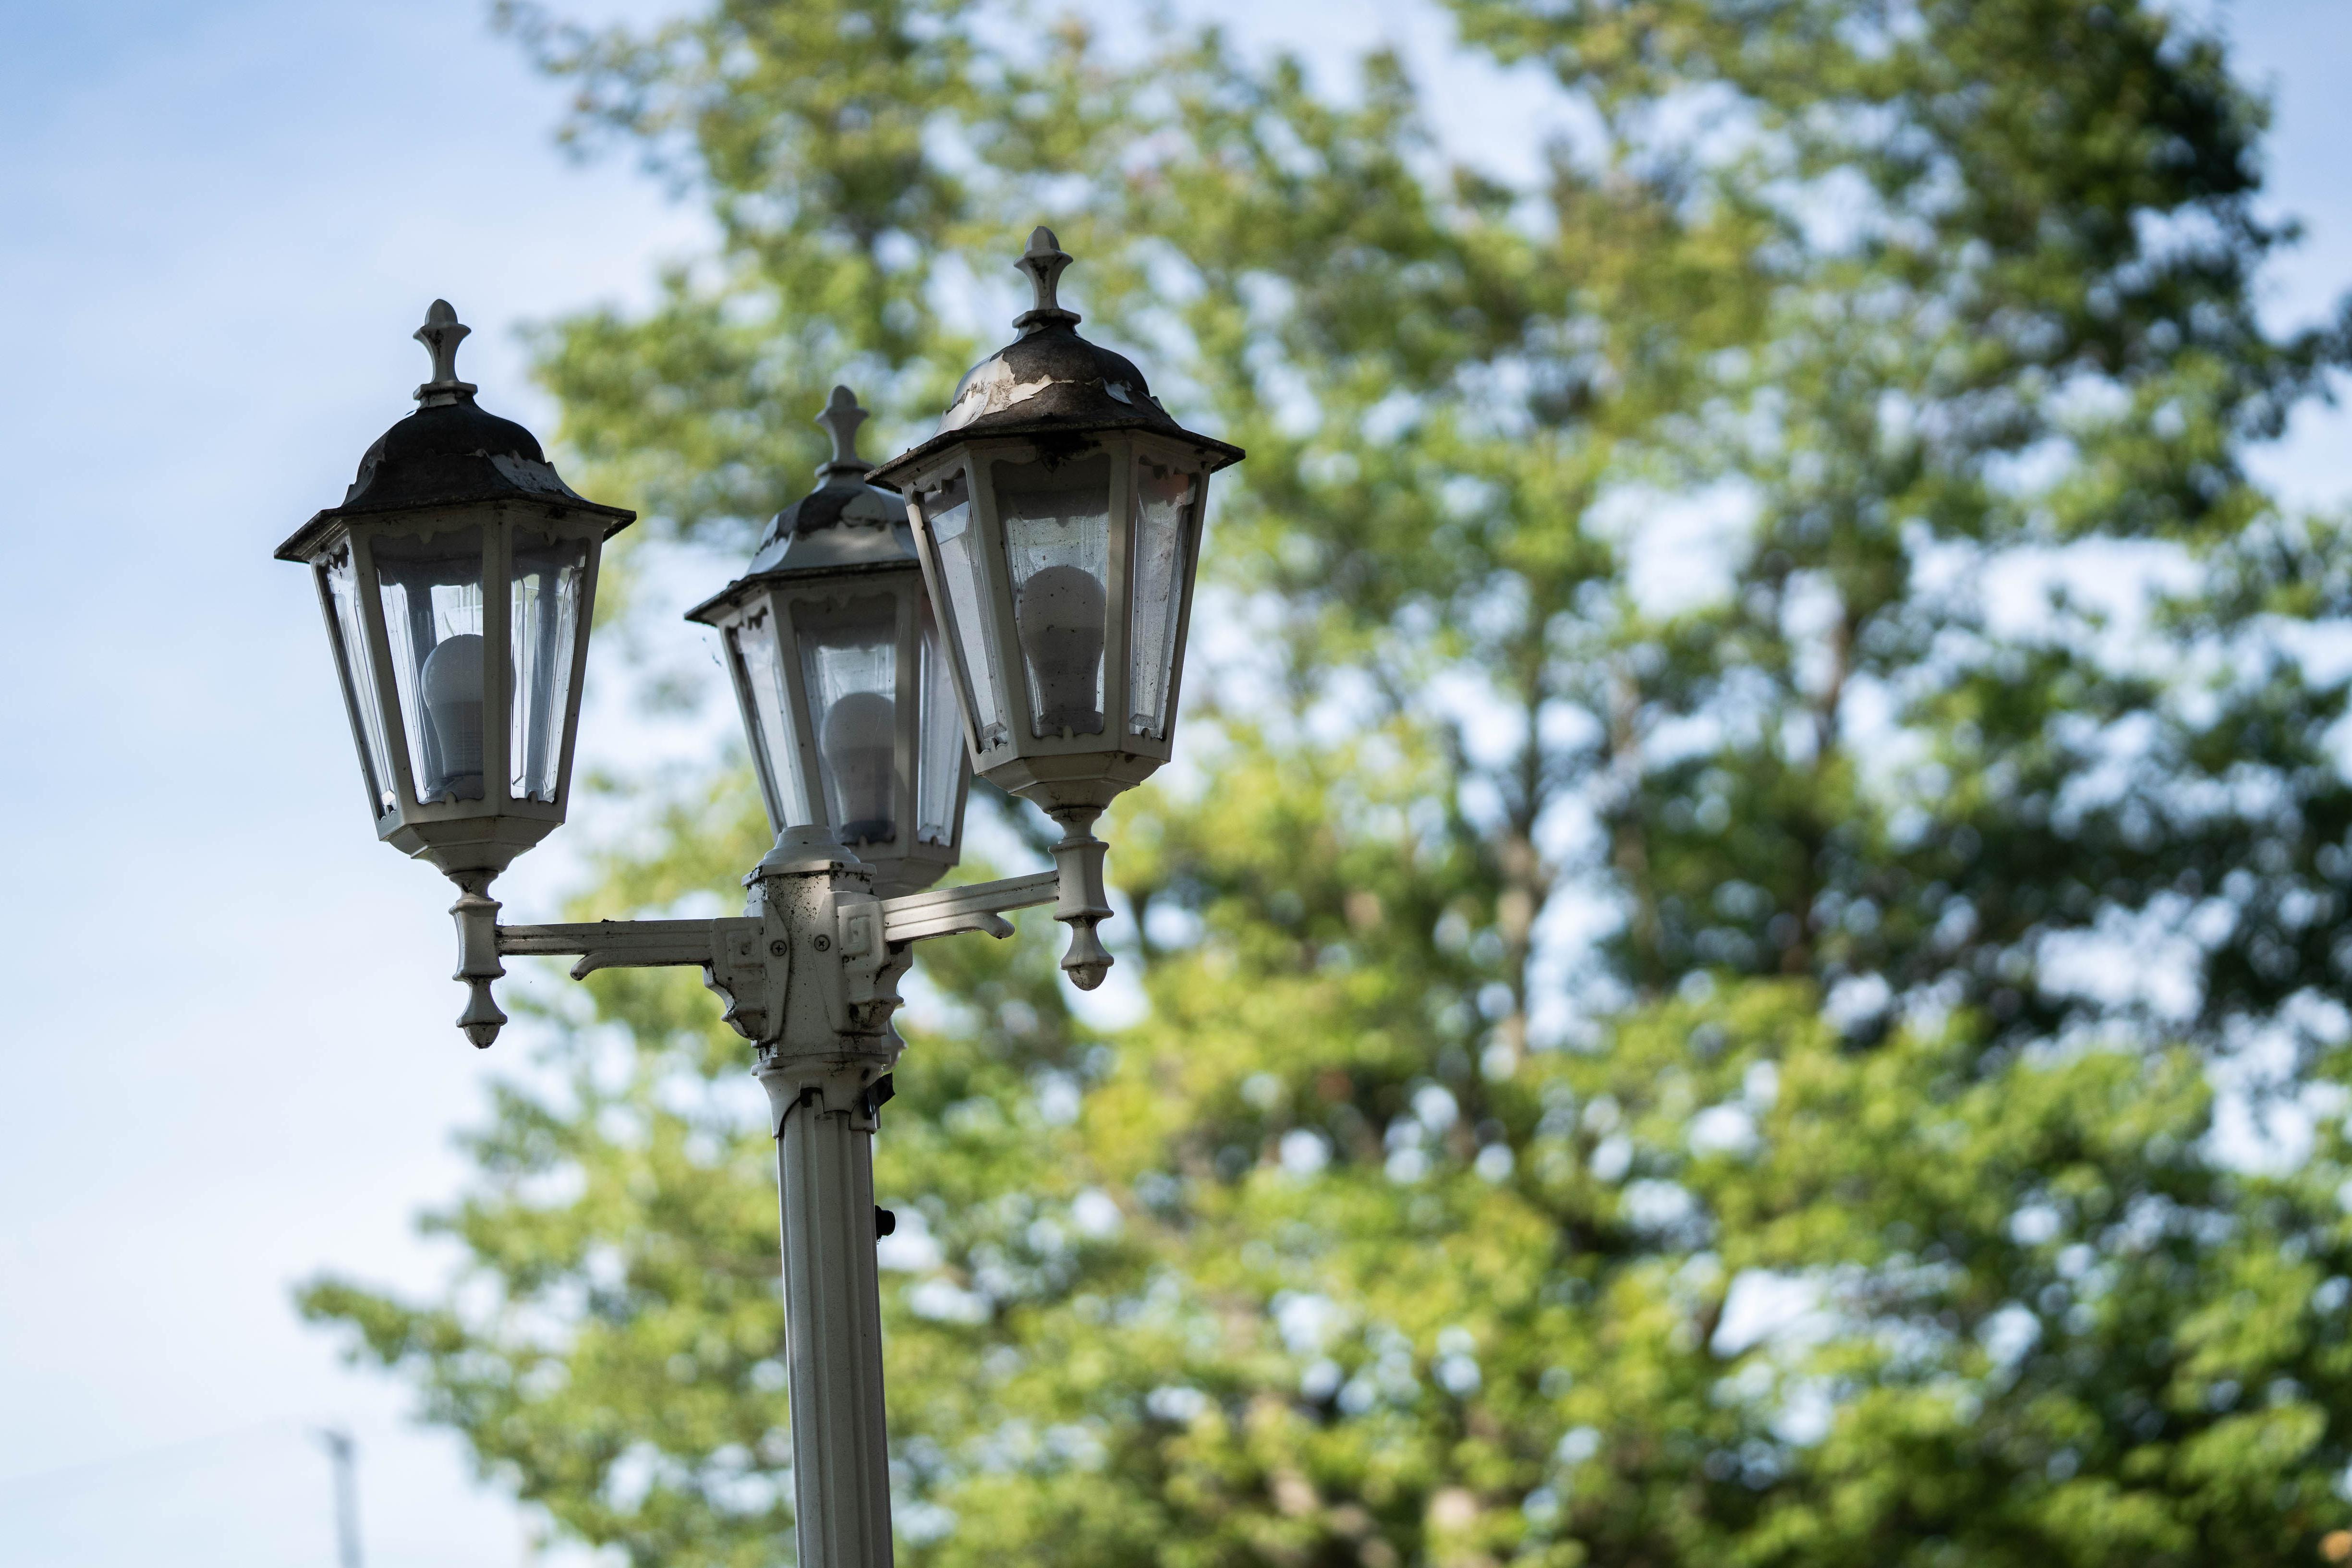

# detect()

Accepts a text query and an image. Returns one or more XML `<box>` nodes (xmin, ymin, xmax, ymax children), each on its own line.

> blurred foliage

<box><xmin>302</xmin><ymin>1</ymin><xmax>2352</xmax><ymax>1565</ymax></box>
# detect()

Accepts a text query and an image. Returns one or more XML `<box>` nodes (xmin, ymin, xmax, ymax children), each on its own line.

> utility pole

<box><xmin>316</xmin><ymin>1427</ymin><xmax>362</xmax><ymax>1568</ymax></box>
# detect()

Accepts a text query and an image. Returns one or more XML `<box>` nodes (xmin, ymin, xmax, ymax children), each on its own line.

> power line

<box><xmin>0</xmin><ymin>1416</ymin><xmax>305</xmax><ymax>1496</ymax></box>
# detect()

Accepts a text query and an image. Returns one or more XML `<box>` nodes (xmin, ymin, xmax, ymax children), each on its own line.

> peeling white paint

<box><xmin>940</xmin><ymin>358</ymin><xmax>1057</xmax><ymax>432</ymax></box>
<box><xmin>938</xmin><ymin>355</ymin><xmax>1164</xmax><ymax>432</ymax></box>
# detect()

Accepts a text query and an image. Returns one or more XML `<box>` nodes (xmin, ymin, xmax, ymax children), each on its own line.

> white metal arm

<box><xmin>876</xmin><ymin>870</ymin><xmax>1059</xmax><ymax>943</ymax></box>
<box><xmin>498</xmin><ymin>917</ymin><xmax>753</xmax><ymax>979</ymax></box>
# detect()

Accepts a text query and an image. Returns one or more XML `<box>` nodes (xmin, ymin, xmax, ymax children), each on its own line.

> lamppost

<box><xmin>279</xmin><ymin>229</ymin><xmax>1241</xmax><ymax>1568</ymax></box>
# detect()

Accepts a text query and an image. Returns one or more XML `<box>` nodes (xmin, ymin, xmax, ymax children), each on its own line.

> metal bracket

<box><xmin>822</xmin><ymin>872</ymin><xmax>1060</xmax><ymax>1030</ymax></box>
<box><xmin>499</xmin><ymin>917</ymin><xmax>753</xmax><ymax>979</ymax></box>
<box><xmin>876</xmin><ymin>870</ymin><xmax>1059</xmax><ymax>944</ymax></box>
<box><xmin>494</xmin><ymin>915</ymin><xmax>785</xmax><ymax>1042</ymax></box>
<box><xmin>446</xmin><ymin>856</ymin><xmax>1070</xmax><ymax>1050</ymax></box>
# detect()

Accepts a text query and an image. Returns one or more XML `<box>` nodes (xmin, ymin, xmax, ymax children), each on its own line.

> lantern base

<box><xmin>865</xmin><ymin>858</ymin><xmax>954</xmax><ymax>899</ymax></box>
<box><xmin>753</xmin><ymin>824</ymin><xmax>875</xmax><ymax>880</ymax></box>
<box><xmin>983</xmin><ymin>747</ymin><xmax>1165</xmax><ymax>819</ymax></box>
<box><xmin>386</xmin><ymin>809</ymin><xmax>561</xmax><ymax>879</ymax></box>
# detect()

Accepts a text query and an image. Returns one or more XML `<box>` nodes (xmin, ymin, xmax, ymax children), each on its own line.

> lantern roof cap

<box><xmin>685</xmin><ymin>387</ymin><xmax>917</xmax><ymax>624</ymax></box>
<box><xmin>276</xmin><ymin>300</ymin><xmax>633</xmax><ymax>562</ymax></box>
<box><xmin>870</xmin><ymin>228</ymin><xmax>1243</xmax><ymax>487</ymax></box>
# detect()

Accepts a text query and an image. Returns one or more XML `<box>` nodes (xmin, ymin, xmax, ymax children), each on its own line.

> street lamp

<box><xmin>872</xmin><ymin>227</ymin><xmax>1243</xmax><ymax>986</ymax></box>
<box><xmin>281</xmin><ymin>247</ymin><xmax>1239</xmax><ymax>1568</ymax></box>
<box><xmin>275</xmin><ymin>300</ymin><xmax>635</xmax><ymax>1043</ymax></box>
<box><xmin>276</xmin><ymin>301</ymin><xmax>634</xmax><ymax>870</ymax></box>
<box><xmin>689</xmin><ymin>387</ymin><xmax>969</xmax><ymax>898</ymax></box>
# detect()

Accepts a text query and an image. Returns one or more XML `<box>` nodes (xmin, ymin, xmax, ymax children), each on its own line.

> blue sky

<box><xmin>0</xmin><ymin>2</ymin><xmax>2348</xmax><ymax>1564</ymax></box>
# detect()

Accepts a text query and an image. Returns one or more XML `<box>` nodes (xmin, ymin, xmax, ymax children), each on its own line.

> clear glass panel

<box><xmin>1128</xmin><ymin>457</ymin><xmax>1199</xmax><ymax>740</ymax></box>
<box><xmin>511</xmin><ymin>527</ymin><xmax>588</xmax><ymax>803</ymax></box>
<box><xmin>796</xmin><ymin>595</ymin><xmax>899</xmax><ymax>846</ymax></box>
<box><xmin>374</xmin><ymin>526</ymin><xmax>488</xmax><ymax>805</ymax></box>
<box><xmin>322</xmin><ymin>544</ymin><xmax>396</xmax><ymax>816</ymax></box>
<box><xmin>916</xmin><ymin>606</ymin><xmax>964</xmax><ymax>847</ymax></box>
<box><xmin>996</xmin><ymin>451</ymin><xmax>1112</xmax><ymax>739</ymax></box>
<box><xmin>921</xmin><ymin>471</ymin><xmax>1007</xmax><ymax>749</ymax></box>
<box><xmin>732</xmin><ymin>609</ymin><xmax>812</xmax><ymax>827</ymax></box>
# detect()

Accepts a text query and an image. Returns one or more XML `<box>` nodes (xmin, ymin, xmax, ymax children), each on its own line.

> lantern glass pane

<box><xmin>996</xmin><ymin>451</ymin><xmax>1112</xmax><ymax>739</ymax></box>
<box><xmin>375</xmin><ymin>526</ymin><xmax>489</xmax><ymax>805</ymax></box>
<box><xmin>916</xmin><ymin>607</ymin><xmax>963</xmax><ymax>847</ymax></box>
<box><xmin>511</xmin><ymin>527</ymin><xmax>588</xmax><ymax>803</ymax></box>
<box><xmin>796</xmin><ymin>595</ymin><xmax>899</xmax><ymax>846</ymax></box>
<box><xmin>323</xmin><ymin>543</ymin><xmax>397</xmax><ymax>816</ymax></box>
<box><xmin>733</xmin><ymin>608</ymin><xmax>812</xmax><ymax>826</ymax></box>
<box><xmin>921</xmin><ymin>471</ymin><xmax>1007</xmax><ymax>749</ymax></box>
<box><xmin>1128</xmin><ymin>456</ymin><xmax>1198</xmax><ymax>741</ymax></box>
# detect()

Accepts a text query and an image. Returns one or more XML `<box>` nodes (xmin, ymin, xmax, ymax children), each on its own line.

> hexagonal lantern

<box><xmin>688</xmin><ymin>388</ymin><xmax>970</xmax><ymax>897</ymax></box>
<box><xmin>277</xmin><ymin>301</ymin><xmax>634</xmax><ymax>885</ymax></box>
<box><xmin>869</xmin><ymin>229</ymin><xmax>1243</xmax><ymax>830</ymax></box>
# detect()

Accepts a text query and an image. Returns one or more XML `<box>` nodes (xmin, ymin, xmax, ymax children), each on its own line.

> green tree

<box><xmin>303</xmin><ymin>3</ymin><xmax>2352</xmax><ymax>1565</ymax></box>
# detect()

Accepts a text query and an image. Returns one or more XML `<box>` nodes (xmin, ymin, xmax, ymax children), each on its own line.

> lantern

<box><xmin>869</xmin><ymin>228</ymin><xmax>1242</xmax><ymax>825</ymax></box>
<box><xmin>276</xmin><ymin>301</ymin><xmax>634</xmax><ymax>884</ymax></box>
<box><xmin>688</xmin><ymin>388</ymin><xmax>970</xmax><ymax>897</ymax></box>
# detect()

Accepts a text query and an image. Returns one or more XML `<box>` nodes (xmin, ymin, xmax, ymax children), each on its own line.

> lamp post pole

<box><xmin>281</xmin><ymin>229</ymin><xmax>1239</xmax><ymax>1568</ymax></box>
<box><xmin>759</xmin><ymin>946</ymin><xmax>897</xmax><ymax>1568</ymax></box>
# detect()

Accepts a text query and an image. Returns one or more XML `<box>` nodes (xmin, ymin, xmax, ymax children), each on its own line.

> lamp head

<box><xmin>687</xmin><ymin>388</ymin><xmax>970</xmax><ymax>896</ymax></box>
<box><xmin>276</xmin><ymin>301</ymin><xmax>633</xmax><ymax>882</ymax></box>
<box><xmin>869</xmin><ymin>230</ymin><xmax>1244</xmax><ymax>822</ymax></box>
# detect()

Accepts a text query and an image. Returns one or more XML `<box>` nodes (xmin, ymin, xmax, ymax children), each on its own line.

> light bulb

<box><xmin>1016</xmin><ymin>563</ymin><xmax>1106</xmax><ymax>736</ymax></box>
<box><xmin>420</xmin><ymin>632</ymin><xmax>486</xmax><ymax>800</ymax></box>
<box><xmin>822</xmin><ymin>689</ymin><xmax>896</xmax><ymax>843</ymax></box>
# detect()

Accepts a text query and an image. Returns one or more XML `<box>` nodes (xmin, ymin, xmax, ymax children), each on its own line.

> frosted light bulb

<box><xmin>420</xmin><ymin>632</ymin><xmax>486</xmax><ymax>800</ymax></box>
<box><xmin>822</xmin><ymin>689</ymin><xmax>897</xmax><ymax>844</ymax></box>
<box><xmin>1017</xmin><ymin>563</ymin><xmax>1106</xmax><ymax>736</ymax></box>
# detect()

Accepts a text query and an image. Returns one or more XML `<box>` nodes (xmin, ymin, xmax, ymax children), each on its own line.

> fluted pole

<box><xmin>767</xmin><ymin>1072</ymin><xmax>896</xmax><ymax>1568</ymax></box>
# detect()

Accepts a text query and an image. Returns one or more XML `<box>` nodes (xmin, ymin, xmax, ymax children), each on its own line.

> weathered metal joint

<box><xmin>756</xmin><ymin>1057</ymin><xmax>894</xmax><ymax>1139</ymax></box>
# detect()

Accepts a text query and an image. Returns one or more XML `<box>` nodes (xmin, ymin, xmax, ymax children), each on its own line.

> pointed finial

<box><xmin>413</xmin><ymin>300</ymin><xmax>478</xmax><ymax>407</ymax></box>
<box><xmin>1012</xmin><ymin>226</ymin><xmax>1080</xmax><ymax>336</ymax></box>
<box><xmin>814</xmin><ymin>385</ymin><xmax>873</xmax><ymax>484</ymax></box>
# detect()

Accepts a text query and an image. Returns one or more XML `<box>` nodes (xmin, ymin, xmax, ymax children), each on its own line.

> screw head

<box><xmin>812</xmin><ymin>934</ymin><xmax>833</xmax><ymax>952</ymax></box>
<box><xmin>769</xmin><ymin>940</ymin><xmax>789</xmax><ymax>957</ymax></box>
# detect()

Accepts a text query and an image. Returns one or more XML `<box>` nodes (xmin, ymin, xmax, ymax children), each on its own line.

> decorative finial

<box><xmin>814</xmin><ymin>385</ymin><xmax>873</xmax><ymax>484</ymax></box>
<box><xmin>1012</xmin><ymin>226</ymin><xmax>1080</xmax><ymax>336</ymax></box>
<box><xmin>413</xmin><ymin>300</ymin><xmax>478</xmax><ymax>407</ymax></box>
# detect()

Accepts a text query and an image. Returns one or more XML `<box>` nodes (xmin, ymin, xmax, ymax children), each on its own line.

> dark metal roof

<box><xmin>276</xmin><ymin>301</ymin><xmax>634</xmax><ymax>562</ymax></box>
<box><xmin>685</xmin><ymin>387</ymin><xmax>921</xmax><ymax>626</ymax></box>
<box><xmin>869</xmin><ymin>229</ymin><xmax>1244</xmax><ymax>488</ymax></box>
